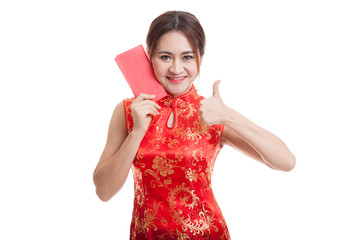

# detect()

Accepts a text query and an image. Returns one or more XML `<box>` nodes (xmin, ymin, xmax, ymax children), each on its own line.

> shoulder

<box><xmin>110</xmin><ymin>101</ymin><xmax>127</xmax><ymax>128</ymax></box>
<box><xmin>123</xmin><ymin>97</ymin><xmax>136</xmax><ymax>110</ymax></box>
<box><xmin>109</xmin><ymin>98</ymin><xmax>134</xmax><ymax>130</ymax></box>
<box><xmin>194</xmin><ymin>90</ymin><xmax>204</xmax><ymax>100</ymax></box>
<box><xmin>189</xmin><ymin>90</ymin><xmax>204</xmax><ymax>106</ymax></box>
<box><xmin>123</xmin><ymin>97</ymin><xmax>135</xmax><ymax>104</ymax></box>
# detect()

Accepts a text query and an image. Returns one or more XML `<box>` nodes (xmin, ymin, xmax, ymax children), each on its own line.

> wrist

<box><xmin>222</xmin><ymin>107</ymin><xmax>237</xmax><ymax>125</ymax></box>
<box><xmin>129</xmin><ymin>128</ymin><xmax>147</xmax><ymax>140</ymax></box>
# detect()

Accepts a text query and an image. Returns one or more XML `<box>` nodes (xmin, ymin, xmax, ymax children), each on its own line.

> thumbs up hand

<box><xmin>199</xmin><ymin>80</ymin><xmax>227</xmax><ymax>126</ymax></box>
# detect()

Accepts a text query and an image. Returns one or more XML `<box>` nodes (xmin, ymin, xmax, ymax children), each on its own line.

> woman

<box><xmin>93</xmin><ymin>11</ymin><xmax>295</xmax><ymax>239</ymax></box>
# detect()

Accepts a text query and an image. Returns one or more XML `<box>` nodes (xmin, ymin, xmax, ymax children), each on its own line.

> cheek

<box><xmin>152</xmin><ymin>61</ymin><xmax>168</xmax><ymax>76</ymax></box>
<box><xmin>187</xmin><ymin>63</ymin><xmax>199</xmax><ymax>76</ymax></box>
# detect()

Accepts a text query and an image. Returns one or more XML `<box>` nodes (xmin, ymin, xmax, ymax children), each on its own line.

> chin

<box><xmin>165</xmin><ymin>82</ymin><xmax>192</xmax><ymax>97</ymax></box>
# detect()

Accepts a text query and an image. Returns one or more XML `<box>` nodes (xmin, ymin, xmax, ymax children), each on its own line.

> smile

<box><xmin>166</xmin><ymin>76</ymin><xmax>187</xmax><ymax>84</ymax></box>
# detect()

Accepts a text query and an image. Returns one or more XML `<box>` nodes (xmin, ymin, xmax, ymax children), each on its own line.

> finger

<box><xmin>148</xmin><ymin>108</ymin><xmax>160</xmax><ymax>116</ymax></box>
<box><xmin>199</xmin><ymin>99</ymin><xmax>204</xmax><ymax>107</ymax></box>
<box><xmin>140</xmin><ymin>104</ymin><xmax>160</xmax><ymax>114</ymax></box>
<box><xmin>134</xmin><ymin>93</ymin><xmax>156</xmax><ymax>102</ymax></box>
<box><xmin>135</xmin><ymin>99</ymin><xmax>161</xmax><ymax>110</ymax></box>
<box><xmin>212</xmin><ymin>80</ymin><xmax>221</xmax><ymax>97</ymax></box>
<box><xmin>141</xmin><ymin>106</ymin><xmax>160</xmax><ymax>117</ymax></box>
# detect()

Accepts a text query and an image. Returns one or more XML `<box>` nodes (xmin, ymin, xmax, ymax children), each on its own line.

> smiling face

<box><xmin>152</xmin><ymin>31</ymin><xmax>200</xmax><ymax>98</ymax></box>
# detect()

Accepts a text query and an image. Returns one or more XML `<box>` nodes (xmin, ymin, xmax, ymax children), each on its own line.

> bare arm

<box><xmin>93</xmin><ymin>94</ymin><xmax>160</xmax><ymax>202</ymax></box>
<box><xmin>199</xmin><ymin>80</ymin><xmax>296</xmax><ymax>171</ymax></box>
<box><xmin>220</xmin><ymin>110</ymin><xmax>296</xmax><ymax>171</ymax></box>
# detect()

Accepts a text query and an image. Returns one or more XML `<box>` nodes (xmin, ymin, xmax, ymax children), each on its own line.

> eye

<box><xmin>183</xmin><ymin>55</ymin><xmax>194</xmax><ymax>60</ymax></box>
<box><xmin>160</xmin><ymin>55</ymin><xmax>171</xmax><ymax>61</ymax></box>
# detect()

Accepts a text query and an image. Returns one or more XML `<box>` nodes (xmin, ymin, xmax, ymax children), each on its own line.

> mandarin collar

<box><xmin>159</xmin><ymin>85</ymin><xmax>198</xmax><ymax>108</ymax></box>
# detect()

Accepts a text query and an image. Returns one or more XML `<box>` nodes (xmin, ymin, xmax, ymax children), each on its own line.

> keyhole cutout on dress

<box><xmin>167</xmin><ymin>110</ymin><xmax>175</xmax><ymax>128</ymax></box>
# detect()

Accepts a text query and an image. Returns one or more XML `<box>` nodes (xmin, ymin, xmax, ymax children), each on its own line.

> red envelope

<box><xmin>115</xmin><ymin>45</ymin><xmax>167</xmax><ymax>101</ymax></box>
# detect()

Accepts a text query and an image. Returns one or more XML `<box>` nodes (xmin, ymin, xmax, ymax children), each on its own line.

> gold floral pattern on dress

<box><xmin>160</xmin><ymin>95</ymin><xmax>196</xmax><ymax>121</ymax></box>
<box><xmin>144</xmin><ymin>201</ymin><xmax>162</xmax><ymax>231</ymax></box>
<box><xmin>168</xmin><ymin>120</ymin><xmax>213</xmax><ymax>145</ymax></box>
<box><xmin>192</xmin><ymin>148</ymin><xmax>205</xmax><ymax>166</ymax></box>
<box><xmin>190</xmin><ymin>120</ymin><xmax>212</xmax><ymax>142</ymax></box>
<box><xmin>180</xmin><ymin>203</ymin><xmax>220</xmax><ymax>238</ymax></box>
<box><xmin>160</xmin><ymin>96</ymin><xmax>173</xmax><ymax>107</ymax></box>
<box><xmin>185</xmin><ymin>168</ymin><xmax>198</xmax><ymax>182</ymax></box>
<box><xmin>158</xmin><ymin>229</ymin><xmax>191</xmax><ymax>240</ymax></box>
<box><xmin>167</xmin><ymin>137</ymin><xmax>179</xmax><ymax>149</ymax></box>
<box><xmin>177</xmin><ymin>99</ymin><xmax>196</xmax><ymax>119</ymax></box>
<box><xmin>152</xmin><ymin>154</ymin><xmax>175</xmax><ymax>177</ymax></box>
<box><xmin>133</xmin><ymin>168</ymin><xmax>145</xmax><ymax>207</ymax></box>
<box><xmin>124</xmin><ymin>85</ymin><xmax>230</xmax><ymax>239</ymax></box>
<box><xmin>168</xmin><ymin>183</ymin><xmax>199</xmax><ymax>210</ymax></box>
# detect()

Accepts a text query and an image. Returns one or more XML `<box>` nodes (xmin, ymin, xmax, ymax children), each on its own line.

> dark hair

<box><xmin>146</xmin><ymin>11</ymin><xmax>206</xmax><ymax>70</ymax></box>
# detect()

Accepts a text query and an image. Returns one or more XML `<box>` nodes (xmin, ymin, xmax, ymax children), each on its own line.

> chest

<box><xmin>134</xmin><ymin>104</ymin><xmax>221</xmax><ymax>168</ymax></box>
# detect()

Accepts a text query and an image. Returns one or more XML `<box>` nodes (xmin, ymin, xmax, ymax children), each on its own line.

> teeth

<box><xmin>168</xmin><ymin>77</ymin><xmax>185</xmax><ymax>80</ymax></box>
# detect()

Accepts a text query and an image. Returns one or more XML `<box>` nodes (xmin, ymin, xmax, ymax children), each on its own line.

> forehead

<box><xmin>156</xmin><ymin>31</ymin><xmax>193</xmax><ymax>52</ymax></box>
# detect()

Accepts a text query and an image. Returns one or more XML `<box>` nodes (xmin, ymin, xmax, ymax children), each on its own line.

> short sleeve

<box><xmin>213</xmin><ymin>123</ymin><xmax>225</xmax><ymax>149</ymax></box>
<box><xmin>123</xmin><ymin>98</ymin><xmax>135</xmax><ymax>133</ymax></box>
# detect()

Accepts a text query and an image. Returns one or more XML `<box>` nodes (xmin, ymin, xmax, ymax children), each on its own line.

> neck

<box><xmin>168</xmin><ymin>85</ymin><xmax>194</xmax><ymax>99</ymax></box>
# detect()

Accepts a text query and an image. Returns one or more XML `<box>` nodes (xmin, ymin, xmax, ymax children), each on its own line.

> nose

<box><xmin>170</xmin><ymin>59</ymin><xmax>183</xmax><ymax>74</ymax></box>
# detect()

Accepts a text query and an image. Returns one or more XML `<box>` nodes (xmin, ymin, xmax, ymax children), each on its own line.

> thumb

<box><xmin>212</xmin><ymin>80</ymin><xmax>221</xmax><ymax>97</ymax></box>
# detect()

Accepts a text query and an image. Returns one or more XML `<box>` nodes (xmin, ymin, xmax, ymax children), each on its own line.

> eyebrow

<box><xmin>158</xmin><ymin>51</ymin><xmax>195</xmax><ymax>55</ymax></box>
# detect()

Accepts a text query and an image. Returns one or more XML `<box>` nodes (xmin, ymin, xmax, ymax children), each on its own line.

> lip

<box><xmin>166</xmin><ymin>76</ymin><xmax>187</xmax><ymax>84</ymax></box>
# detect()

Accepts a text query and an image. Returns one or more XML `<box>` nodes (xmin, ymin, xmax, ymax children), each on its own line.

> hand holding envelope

<box><xmin>115</xmin><ymin>45</ymin><xmax>167</xmax><ymax>102</ymax></box>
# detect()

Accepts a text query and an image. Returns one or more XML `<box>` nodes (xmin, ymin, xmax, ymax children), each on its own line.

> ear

<box><xmin>145</xmin><ymin>47</ymin><xmax>151</xmax><ymax>60</ymax></box>
<box><xmin>145</xmin><ymin>46</ymin><xmax>154</xmax><ymax>69</ymax></box>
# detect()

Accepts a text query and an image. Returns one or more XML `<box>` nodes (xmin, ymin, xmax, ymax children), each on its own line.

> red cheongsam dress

<box><xmin>123</xmin><ymin>85</ymin><xmax>231</xmax><ymax>240</ymax></box>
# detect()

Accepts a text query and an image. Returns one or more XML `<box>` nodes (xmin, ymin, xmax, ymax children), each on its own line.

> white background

<box><xmin>1</xmin><ymin>0</ymin><xmax>359</xmax><ymax>239</ymax></box>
